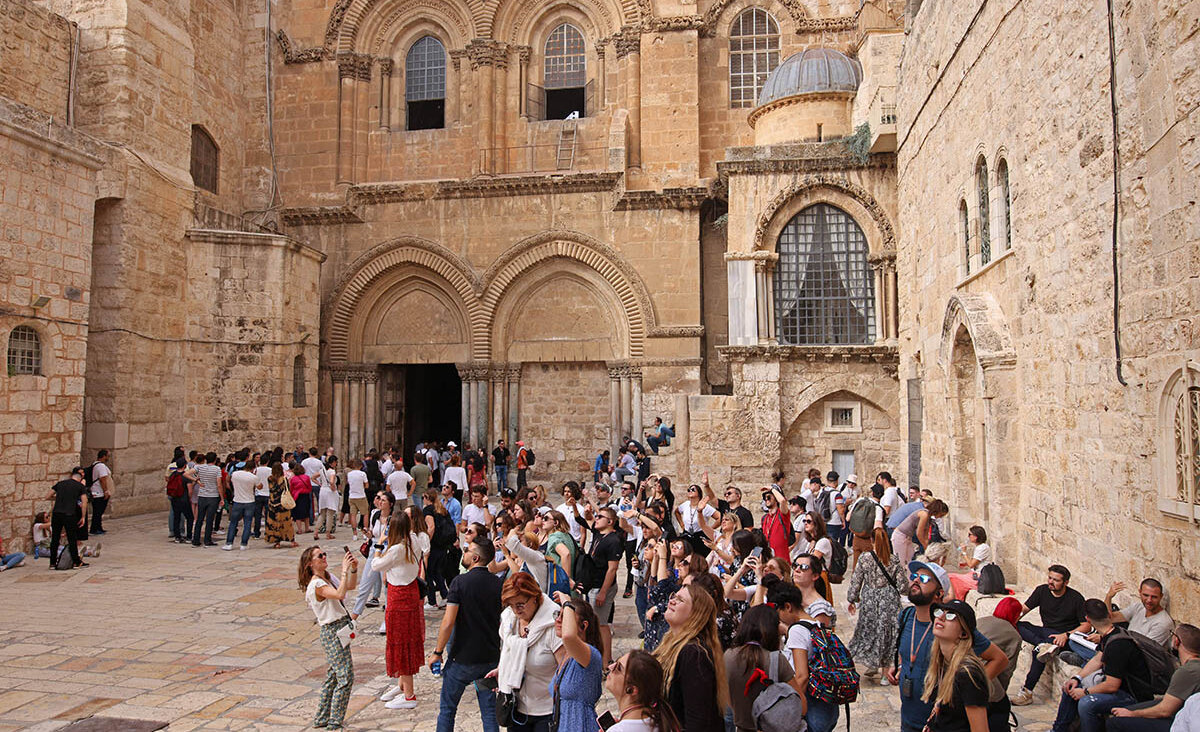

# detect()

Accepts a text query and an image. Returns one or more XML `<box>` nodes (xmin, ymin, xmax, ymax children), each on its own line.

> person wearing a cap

<box><xmin>921</xmin><ymin>599</ymin><xmax>991</xmax><ymax>730</ymax></box>
<box><xmin>888</xmin><ymin>559</ymin><xmax>1008</xmax><ymax>732</ymax></box>
<box><xmin>976</xmin><ymin>597</ymin><xmax>1023</xmax><ymax>730</ymax></box>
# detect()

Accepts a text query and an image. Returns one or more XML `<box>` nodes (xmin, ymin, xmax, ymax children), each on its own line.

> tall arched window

<box><xmin>997</xmin><ymin>158</ymin><xmax>1011</xmax><ymax>251</ymax></box>
<box><xmin>543</xmin><ymin>23</ymin><xmax>586</xmax><ymax>119</ymax></box>
<box><xmin>976</xmin><ymin>156</ymin><xmax>991</xmax><ymax>265</ymax></box>
<box><xmin>1161</xmin><ymin>366</ymin><xmax>1200</xmax><ymax>519</ymax></box>
<box><xmin>7</xmin><ymin>325</ymin><xmax>42</xmax><ymax>375</ymax></box>
<box><xmin>774</xmin><ymin>204</ymin><xmax>875</xmax><ymax>345</ymax></box>
<box><xmin>406</xmin><ymin>36</ymin><xmax>446</xmax><ymax>130</ymax></box>
<box><xmin>959</xmin><ymin>199</ymin><xmax>971</xmax><ymax>275</ymax></box>
<box><xmin>729</xmin><ymin>8</ymin><xmax>780</xmax><ymax>108</ymax></box>
<box><xmin>190</xmin><ymin>125</ymin><xmax>219</xmax><ymax>194</ymax></box>
<box><xmin>292</xmin><ymin>354</ymin><xmax>307</xmax><ymax>407</ymax></box>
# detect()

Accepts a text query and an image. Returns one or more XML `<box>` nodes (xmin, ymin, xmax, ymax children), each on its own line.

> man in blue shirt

<box><xmin>888</xmin><ymin>559</ymin><xmax>1009</xmax><ymax>731</ymax></box>
<box><xmin>440</xmin><ymin>482</ymin><xmax>463</xmax><ymax>526</ymax></box>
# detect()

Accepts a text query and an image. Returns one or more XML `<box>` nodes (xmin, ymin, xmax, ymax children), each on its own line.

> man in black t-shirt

<box><xmin>46</xmin><ymin>467</ymin><xmax>89</xmax><ymax>569</ymax></box>
<box><xmin>1050</xmin><ymin>598</ymin><xmax>1152</xmax><ymax>731</ymax></box>
<box><xmin>588</xmin><ymin>507</ymin><xmax>624</xmax><ymax>667</ymax></box>
<box><xmin>427</xmin><ymin>538</ymin><xmax>503</xmax><ymax>732</ymax></box>
<box><xmin>1013</xmin><ymin>564</ymin><xmax>1089</xmax><ymax>706</ymax></box>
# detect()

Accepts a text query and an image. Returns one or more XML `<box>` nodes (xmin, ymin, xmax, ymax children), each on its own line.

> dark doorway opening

<box><xmin>407</xmin><ymin>99</ymin><xmax>445</xmax><ymax>130</ymax></box>
<box><xmin>380</xmin><ymin>363</ymin><xmax>461</xmax><ymax>466</ymax></box>
<box><xmin>545</xmin><ymin>87</ymin><xmax>585</xmax><ymax>120</ymax></box>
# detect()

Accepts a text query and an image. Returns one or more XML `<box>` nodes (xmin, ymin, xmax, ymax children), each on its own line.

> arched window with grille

<box><xmin>293</xmin><ymin>355</ymin><xmax>307</xmax><ymax>408</ymax></box>
<box><xmin>774</xmin><ymin>204</ymin><xmax>875</xmax><ymax>345</ymax></box>
<box><xmin>976</xmin><ymin>156</ymin><xmax>991</xmax><ymax>265</ymax></box>
<box><xmin>406</xmin><ymin>36</ymin><xmax>446</xmax><ymax>130</ymax></box>
<box><xmin>1161</xmin><ymin>366</ymin><xmax>1200</xmax><ymax>519</ymax></box>
<box><xmin>541</xmin><ymin>23</ymin><xmax>587</xmax><ymax>119</ymax></box>
<box><xmin>997</xmin><ymin>158</ymin><xmax>1011</xmax><ymax>251</ymax></box>
<box><xmin>190</xmin><ymin>125</ymin><xmax>219</xmax><ymax>194</ymax></box>
<box><xmin>7</xmin><ymin>325</ymin><xmax>42</xmax><ymax>376</ymax></box>
<box><xmin>959</xmin><ymin>199</ymin><xmax>971</xmax><ymax>275</ymax></box>
<box><xmin>729</xmin><ymin>8</ymin><xmax>780</xmax><ymax>109</ymax></box>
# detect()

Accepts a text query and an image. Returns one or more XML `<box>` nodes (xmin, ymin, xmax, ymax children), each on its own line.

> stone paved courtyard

<box><xmin>0</xmin><ymin>511</ymin><xmax>1063</xmax><ymax>730</ymax></box>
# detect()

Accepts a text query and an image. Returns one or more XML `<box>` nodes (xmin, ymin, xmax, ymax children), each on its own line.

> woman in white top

<box><xmin>947</xmin><ymin>525</ymin><xmax>992</xmax><ymax>602</ymax></box>
<box><xmin>604</xmin><ymin>649</ymin><xmax>681</xmax><ymax>732</ymax></box>
<box><xmin>314</xmin><ymin>456</ymin><xmax>341</xmax><ymax>541</ymax></box>
<box><xmin>299</xmin><ymin>545</ymin><xmax>358</xmax><ymax>730</ymax></box>
<box><xmin>372</xmin><ymin>509</ymin><xmax>430</xmax><ymax>709</ymax></box>
<box><xmin>345</xmin><ymin>459</ymin><xmax>370</xmax><ymax>541</ymax></box>
<box><xmin>350</xmin><ymin>490</ymin><xmax>394</xmax><ymax>620</ymax></box>
<box><xmin>705</xmin><ymin>512</ymin><xmax>739</xmax><ymax>574</ymax></box>
<box><xmin>674</xmin><ymin>484</ymin><xmax>718</xmax><ymax>556</ymax></box>
<box><xmin>490</xmin><ymin>572</ymin><xmax>563</xmax><ymax>730</ymax></box>
<box><xmin>442</xmin><ymin>454</ymin><xmax>468</xmax><ymax>503</ymax></box>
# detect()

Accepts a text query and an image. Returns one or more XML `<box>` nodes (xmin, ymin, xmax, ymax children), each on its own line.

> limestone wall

<box><xmin>518</xmin><ymin>362</ymin><xmax>612</xmax><ymax>484</ymax></box>
<box><xmin>897</xmin><ymin>0</ymin><xmax>1200</xmax><ymax>615</ymax></box>
<box><xmin>0</xmin><ymin>0</ymin><xmax>75</xmax><ymax>121</ymax></box>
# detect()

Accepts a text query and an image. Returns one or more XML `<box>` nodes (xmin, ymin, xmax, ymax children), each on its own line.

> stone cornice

<box><xmin>613</xmin><ymin>186</ymin><xmax>708</xmax><ymax>210</ymax></box>
<box><xmin>647</xmin><ymin>325</ymin><xmax>704</xmax><ymax>338</ymax></box>
<box><xmin>796</xmin><ymin>17</ymin><xmax>857</xmax><ymax>33</ymax></box>
<box><xmin>437</xmin><ymin>171</ymin><xmax>623</xmax><ymax>199</ymax></box>
<box><xmin>718</xmin><ymin>344</ymin><xmax>899</xmax><ymax>365</ymax></box>
<box><xmin>276</xmin><ymin>29</ymin><xmax>330</xmax><ymax>64</ymax></box>
<box><xmin>746</xmin><ymin>91</ymin><xmax>856</xmax><ymax>129</ymax></box>
<box><xmin>724</xmin><ymin>251</ymin><xmax>779</xmax><ymax>262</ymax></box>
<box><xmin>280</xmin><ymin>206</ymin><xmax>364</xmax><ymax>226</ymax></box>
<box><xmin>646</xmin><ymin>15</ymin><xmax>704</xmax><ymax>31</ymax></box>
<box><xmin>185</xmin><ymin>228</ymin><xmax>328</xmax><ymax>264</ymax></box>
<box><xmin>718</xmin><ymin>149</ymin><xmax>895</xmax><ymax>179</ymax></box>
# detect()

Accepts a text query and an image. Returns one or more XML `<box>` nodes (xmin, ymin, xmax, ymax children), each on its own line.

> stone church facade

<box><xmin>1</xmin><ymin>0</ymin><xmax>1197</xmax><ymax>613</ymax></box>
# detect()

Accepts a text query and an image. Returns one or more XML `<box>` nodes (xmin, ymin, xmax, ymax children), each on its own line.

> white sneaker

<box><xmin>380</xmin><ymin>686</ymin><xmax>402</xmax><ymax>702</ymax></box>
<box><xmin>1035</xmin><ymin>642</ymin><xmax>1060</xmax><ymax>664</ymax></box>
<box><xmin>424</xmin><ymin>602</ymin><xmax>438</xmax><ymax>610</ymax></box>
<box><xmin>385</xmin><ymin>696</ymin><xmax>418</xmax><ymax>710</ymax></box>
<box><xmin>239</xmin><ymin>545</ymin><xmax>247</xmax><ymax>551</ymax></box>
<box><xmin>378</xmin><ymin>621</ymin><xmax>387</xmax><ymax>635</ymax></box>
<box><xmin>1012</xmin><ymin>687</ymin><xmax>1035</xmax><ymax>706</ymax></box>
<box><xmin>221</xmin><ymin>545</ymin><xmax>234</xmax><ymax>551</ymax></box>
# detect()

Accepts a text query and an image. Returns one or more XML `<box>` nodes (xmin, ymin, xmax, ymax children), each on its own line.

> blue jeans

<box><xmin>647</xmin><ymin>427</ymin><xmax>674</xmax><ymax>453</ymax></box>
<box><xmin>1068</xmin><ymin>638</ymin><xmax>1099</xmax><ymax>663</ymax></box>
<box><xmin>495</xmin><ymin>466</ymin><xmax>508</xmax><ymax>491</ymax></box>
<box><xmin>2</xmin><ymin>552</ymin><xmax>26</xmax><ymax>570</ymax></box>
<box><xmin>225</xmin><ymin>502</ymin><xmax>255</xmax><ymax>546</ymax></box>
<box><xmin>635</xmin><ymin>583</ymin><xmax>648</xmax><ymax>629</ymax></box>
<box><xmin>806</xmin><ymin>696</ymin><xmax>839</xmax><ymax>732</ymax></box>
<box><xmin>193</xmin><ymin>496</ymin><xmax>221</xmax><ymax>545</ymax></box>
<box><xmin>436</xmin><ymin>659</ymin><xmax>499</xmax><ymax>732</ymax></box>
<box><xmin>828</xmin><ymin>524</ymin><xmax>849</xmax><ymax>547</ymax></box>
<box><xmin>253</xmin><ymin>494</ymin><xmax>269</xmax><ymax>537</ymax></box>
<box><xmin>1052</xmin><ymin>688</ymin><xmax>1137</xmax><ymax>732</ymax></box>
<box><xmin>353</xmin><ymin>554</ymin><xmax>383</xmax><ymax>616</ymax></box>
<box><xmin>1105</xmin><ymin>700</ymin><xmax>1175</xmax><ymax>732</ymax></box>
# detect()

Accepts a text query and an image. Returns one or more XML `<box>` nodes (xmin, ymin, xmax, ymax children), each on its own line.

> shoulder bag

<box><xmin>871</xmin><ymin>551</ymin><xmax>900</xmax><ymax>593</ymax></box>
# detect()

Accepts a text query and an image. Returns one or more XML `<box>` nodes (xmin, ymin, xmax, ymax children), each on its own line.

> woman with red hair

<box><xmin>492</xmin><ymin>572</ymin><xmax>563</xmax><ymax>732</ymax></box>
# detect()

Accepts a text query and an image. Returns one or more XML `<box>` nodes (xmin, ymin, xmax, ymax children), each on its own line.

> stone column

<box><xmin>331</xmin><ymin>368</ymin><xmax>348</xmax><ymax>458</ymax></box>
<box><xmin>754</xmin><ymin>259</ymin><xmax>770</xmax><ymax>345</ymax></box>
<box><xmin>336</xmin><ymin>55</ymin><xmax>359</xmax><ymax>183</ymax></box>
<box><xmin>616</xmin><ymin>28</ymin><xmax>641</xmax><ymax>168</ymax></box>
<box><xmin>364</xmin><ymin>369</ymin><xmax>379</xmax><ymax>451</ymax></box>
<box><xmin>595</xmin><ymin>45</ymin><xmax>606</xmax><ymax>110</ymax></box>
<box><xmin>476</xmin><ymin>377</ymin><xmax>489</xmax><ymax>450</ymax></box>
<box><xmin>871</xmin><ymin>258</ymin><xmax>886</xmax><ymax>342</ymax></box>
<box><xmin>379</xmin><ymin>59</ymin><xmax>393</xmax><ymax>130</ymax></box>
<box><xmin>517</xmin><ymin>47</ymin><xmax>531</xmax><ymax>118</ymax></box>
<box><xmin>619</xmin><ymin>366</ymin><xmax>632</xmax><ymax>439</ymax></box>
<box><xmin>448</xmin><ymin>50</ymin><xmax>466</xmax><ymax>125</ymax></box>
<box><xmin>493</xmin><ymin>47</ymin><xmax>509</xmax><ymax>174</ymax></box>
<box><xmin>467</xmin><ymin>40</ymin><xmax>500</xmax><ymax>174</ymax></box>
<box><xmin>608</xmin><ymin>365</ymin><xmax>622</xmax><ymax>449</ymax></box>
<box><xmin>630</xmin><ymin>365</ymin><xmax>643</xmax><ymax>442</ymax></box>
<box><xmin>348</xmin><ymin>371</ymin><xmax>362</xmax><ymax>458</ymax></box>
<box><xmin>457</xmin><ymin>364</ymin><xmax>472</xmax><ymax>447</ymax></box>
<box><xmin>506</xmin><ymin>365</ymin><xmax>521</xmax><ymax>446</ymax></box>
<box><xmin>468</xmin><ymin>367</ymin><xmax>481</xmax><ymax>447</ymax></box>
<box><xmin>492</xmin><ymin>367</ymin><xmax>506</xmax><ymax>450</ymax></box>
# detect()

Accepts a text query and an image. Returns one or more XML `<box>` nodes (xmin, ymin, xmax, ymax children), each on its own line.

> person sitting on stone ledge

<box><xmin>1109</xmin><ymin>623</ymin><xmax>1200</xmax><ymax>731</ymax></box>
<box><xmin>645</xmin><ymin>417</ymin><xmax>675</xmax><ymax>454</ymax></box>
<box><xmin>31</xmin><ymin>512</ymin><xmax>51</xmax><ymax>559</ymax></box>
<box><xmin>1061</xmin><ymin>577</ymin><xmax>1175</xmax><ymax>667</ymax></box>
<box><xmin>1011</xmin><ymin>564</ymin><xmax>1089</xmax><ymax>706</ymax></box>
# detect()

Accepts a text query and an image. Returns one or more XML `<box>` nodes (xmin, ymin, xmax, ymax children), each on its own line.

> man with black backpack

<box><xmin>1110</xmin><ymin>623</ymin><xmax>1200</xmax><ymax>731</ymax></box>
<box><xmin>1049</xmin><ymin>598</ymin><xmax>1155</xmax><ymax>732</ymax></box>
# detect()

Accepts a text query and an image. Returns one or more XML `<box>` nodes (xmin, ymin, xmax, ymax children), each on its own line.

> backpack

<box><xmin>847</xmin><ymin>498</ymin><xmax>876</xmax><ymax>537</ymax></box>
<box><xmin>800</xmin><ymin>622</ymin><xmax>859</xmax><ymax>706</ymax></box>
<box><xmin>976</xmin><ymin>563</ymin><xmax>1007</xmax><ymax>595</ymax></box>
<box><xmin>431</xmin><ymin>512</ymin><xmax>457</xmax><ymax>549</ymax></box>
<box><xmin>55</xmin><ymin>545</ymin><xmax>74</xmax><ymax>570</ymax></box>
<box><xmin>573</xmin><ymin>546</ymin><xmax>599</xmax><ymax>593</ymax></box>
<box><xmin>539</xmin><ymin>561</ymin><xmax>572</xmax><ymax>597</ymax></box>
<box><xmin>521</xmin><ymin>447</ymin><xmax>536</xmax><ymax>466</ymax></box>
<box><xmin>826</xmin><ymin>540</ymin><xmax>848</xmax><ymax>583</ymax></box>
<box><xmin>752</xmin><ymin>652</ymin><xmax>808</xmax><ymax>732</ymax></box>
<box><xmin>814</xmin><ymin>490</ymin><xmax>833</xmax><ymax>521</ymax></box>
<box><xmin>166</xmin><ymin>470</ymin><xmax>186</xmax><ymax>498</ymax></box>
<box><xmin>1110</xmin><ymin>627</ymin><xmax>1178</xmax><ymax>696</ymax></box>
<box><xmin>83</xmin><ymin>462</ymin><xmax>97</xmax><ymax>493</ymax></box>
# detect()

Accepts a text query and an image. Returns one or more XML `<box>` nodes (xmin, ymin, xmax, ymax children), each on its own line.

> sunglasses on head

<box><xmin>909</xmin><ymin>572</ymin><xmax>936</xmax><ymax>584</ymax></box>
<box><xmin>932</xmin><ymin>608</ymin><xmax>960</xmax><ymax>622</ymax></box>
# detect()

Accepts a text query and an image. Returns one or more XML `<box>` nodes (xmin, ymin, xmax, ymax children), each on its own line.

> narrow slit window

<box><xmin>977</xmin><ymin>156</ymin><xmax>991</xmax><ymax>265</ymax></box>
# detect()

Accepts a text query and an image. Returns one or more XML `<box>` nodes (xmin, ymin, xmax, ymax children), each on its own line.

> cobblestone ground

<box><xmin>0</xmin><ymin>511</ymin><xmax>1061</xmax><ymax>730</ymax></box>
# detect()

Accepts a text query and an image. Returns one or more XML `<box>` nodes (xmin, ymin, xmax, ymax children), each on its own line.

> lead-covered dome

<box><xmin>757</xmin><ymin>48</ymin><xmax>862</xmax><ymax>107</ymax></box>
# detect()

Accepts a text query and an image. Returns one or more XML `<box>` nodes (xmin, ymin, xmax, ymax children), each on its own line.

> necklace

<box><xmin>619</xmin><ymin>704</ymin><xmax>645</xmax><ymax>720</ymax></box>
<box><xmin>908</xmin><ymin>614</ymin><xmax>933</xmax><ymax>664</ymax></box>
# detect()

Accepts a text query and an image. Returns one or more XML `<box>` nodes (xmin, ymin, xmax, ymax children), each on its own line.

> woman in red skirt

<box><xmin>370</xmin><ymin>509</ymin><xmax>429</xmax><ymax>709</ymax></box>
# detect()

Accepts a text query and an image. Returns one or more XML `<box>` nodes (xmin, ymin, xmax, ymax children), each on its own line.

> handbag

<box><xmin>359</xmin><ymin>540</ymin><xmax>371</xmax><ymax>558</ymax></box>
<box><xmin>334</xmin><ymin>618</ymin><xmax>357</xmax><ymax>648</ymax></box>
<box><xmin>496</xmin><ymin>690</ymin><xmax>517</xmax><ymax>727</ymax></box>
<box><xmin>281</xmin><ymin>486</ymin><xmax>296</xmax><ymax>511</ymax></box>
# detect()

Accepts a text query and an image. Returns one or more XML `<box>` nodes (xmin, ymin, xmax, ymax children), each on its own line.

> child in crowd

<box><xmin>32</xmin><ymin>512</ymin><xmax>102</xmax><ymax>561</ymax></box>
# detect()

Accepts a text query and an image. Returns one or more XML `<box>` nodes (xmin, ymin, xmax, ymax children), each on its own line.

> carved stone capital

<box><xmin>449</xmin><ymin>48</ymin><xmax>467</xmax><ymax>71</ymax></box>
<box><xmin>337</xmin><ymin>52</ymin><xmax>374</xmax><ymax>81</ymax></box>
<box><xmin>517</xmin><ymin>45</ymin><xmax>531</xmax><ymax>65</ymax></box>
<box><xmin>379</xmin><ymin>58</ymin><xmax>394</xmax><ymax>76</ymax></box>
<box><xmin>614</xmin><ymin>26</ymin><xmax>641</xmax><ymax>58</ymax></box>
<box><xmin>594</xmin><ymin>44</ymin><xmax>606</xmax><ymax>61</ymax></box>
<box><xmin>868</xmin><ymin>251</ymin><xmax>897</xmax><ymax>273</ymax></box>
<box><xmin>466</xmin><ymin>39</ymin><xmax>509</xmax><ymax>69</ymax></box>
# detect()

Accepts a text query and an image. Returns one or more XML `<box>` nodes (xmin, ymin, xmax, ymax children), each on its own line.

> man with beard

<box><xmin>887</xmin><ymin>559</ymin><xmax>1010</xmax><ymax>732</ymax></box>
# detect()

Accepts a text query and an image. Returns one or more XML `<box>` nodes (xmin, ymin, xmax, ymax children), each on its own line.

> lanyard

<box><xmin>909</xmin><ymin>616</ymin><xmax>932</xmax><ymax>664</ymax></box>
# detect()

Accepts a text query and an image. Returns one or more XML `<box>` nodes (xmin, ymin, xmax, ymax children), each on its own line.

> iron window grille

<box><xmin>977</xmin><ymin>157</ymin><xmax>991</xmax><ymax>265</ymax></box>
<box><xmin>544</xmin><ymin>24</ymin><xmax>586</xmax><ymax>90</ymax></box>
<box><xmin>7</xmin><ymin>325</ymin><xmax>41</xmax><ymax>375</ymax></box>
<box><xmin>406</xmin><ymin>36</ymin><xmax>446</xmax><ymax>102</ymax></box>
<box><xmin>293</xmin><ymin>355</ymin><xmax>307</xmax><ymax>408</ymax></box>
<box><xmin>729</xmin><ymin>8</ymin><xmax>780</xmax><ymax>109</ymax></box>
<box><xmin>774</xmin><ymin>204</ymin><xmax>875</xmax><ymax>345</ymax></box>
<box><xmin>998</xmin><ymin>158</ymin><xmax>1011</xmax><ymax>251</ymax></box>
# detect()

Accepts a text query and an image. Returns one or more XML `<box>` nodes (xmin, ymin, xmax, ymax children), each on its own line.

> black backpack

<box><xmin>814</xmin><ymin>490</ymin><xmax>833</xmax><ymax>521</ymax></box>
<box><xmin>522</xmin><ymin>447</ymin><xmax>536</xmax><ymax>466</ymax></box>
<box><xmin>826</xmin><ymin>540</ymin><xmax>848</xmax><ymax>583</ymax></box>
<box><xmin>83</xmin><ymin>462</ymin><xmax>98</xmax><ymax>492</ymax></box>
<box><xmin>1110</xmin><ymin>628</ymin><xmax>1178</xmax><ymax>696</ymax></box>
<box><xmin>976</xmin><ymin>564</ymin><xmax>1007</xmax><ymax>595</ymax></box>
<box><xmin>431</xmin><ymin>512</ymin><xmax>457</xmax><ymax>549</ymax></box>
<box><xmin>573</xmin><ymin>541</ymin><xmax>599</xmax><ymax>592</ymax></box>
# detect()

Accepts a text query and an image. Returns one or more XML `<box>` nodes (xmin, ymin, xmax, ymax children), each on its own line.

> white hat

<box><xmin>847</xmin><ymin>474</ymin><xmax>859</xmax><ymax>484</ymax></box>
<box><xmin>447</xmin><ymin>441</ymin><xmax>457</xmax><ymax>448</ymax></box>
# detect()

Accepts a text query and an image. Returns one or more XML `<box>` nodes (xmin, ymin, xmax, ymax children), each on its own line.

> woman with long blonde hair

<box><xmin>652</xmin><ymin>585</ymin><xmax>729</xmax><ymax>732</ymax></box>
<box><xmin>921</xmin><ymin>600</ymin><xmax>989</xmax><ymax>731</ymax></box>
<box><xmin>372</xmin><ymin>508</ymin><xmax>429</xmax><ymax>709</ymax></box>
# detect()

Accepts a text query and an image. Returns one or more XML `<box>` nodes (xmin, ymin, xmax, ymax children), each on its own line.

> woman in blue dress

<box><xmin>550</xmin><ymin>590</ymin><xmax>604</xmax><ymax>732</ymax></box>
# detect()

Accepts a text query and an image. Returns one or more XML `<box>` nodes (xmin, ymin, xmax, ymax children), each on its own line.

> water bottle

<box><xmin>431</xmin><ymin>659</ymin><xmax>442</xmax><ymax>676</ymax></box>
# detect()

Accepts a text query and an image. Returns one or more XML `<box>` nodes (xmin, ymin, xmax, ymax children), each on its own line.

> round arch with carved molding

<box><xmin>493</xmin><ymin>0</ymin><xmax>619</xmax><ymax>47</ymax></box>
<box><xmin>326</xmin><ymin>237</ymin><xmax>485</xmax><ymax>362</ymax></box>
<box><xmin>939</xmin><ymin>293</ymin><xmax>1016</xmax><ymax>394</ymax></box>
<box><xmin>782</xmin><ymin>372</ymin><xmax>898</xmax><ymax>435</ymax></box>
<box><xmin>369</xmin><ymin>6</ymin><xmax>472</xmax><ymax>58</ymax></box>
<box><xmin>700</xmin><ymin>0</ymin><xmax>807</xmax><ymax>36</ymax></box>
<box><xmin>754</xmin><ymin>176</ymin><xmax>897</xmax><ymax>255</ymax></box>
<box><xmin>480</xmin><ymin>230</ymin><xmax>654</xmax><ymax>359</ymax></box>
<box><xmin>340</xmin><ymin>0</ymin><xmax>475</xmax><ymax>55</ymax></box>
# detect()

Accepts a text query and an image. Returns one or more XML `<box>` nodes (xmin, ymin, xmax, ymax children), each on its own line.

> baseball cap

<box><xmin>846</xmin><ymin>474</ymin><xmax>858</xmax><ymax>484</ymax></box>
<box><xmin>908</xmin><ymin>560</ymin><xmax>951</xmax><ymax>593</ymax></box>
<box><xmin>537</xmin><ymin>506</ymin><xmax>552</xmax><ymax>516</ymax></box>
<box><xmin>447</xmin><ymin>441</ymin><xmax>457</xmax><ymax>448</ymax></box>
<box><xmin>932</xmin><ymin>599</ymin><xmax>977</xmax><ymax>636</ymax></box>
<box><xmin>516</xmin><ymin>441</ymin><xmax>525</xmax><ymax>447</ymax></box>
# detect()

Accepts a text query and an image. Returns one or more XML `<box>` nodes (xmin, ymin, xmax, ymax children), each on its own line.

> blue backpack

<box><xmin>521</xmin><ymin>561</ymin><xmax>572</xmax><ymax>597</ymax></box>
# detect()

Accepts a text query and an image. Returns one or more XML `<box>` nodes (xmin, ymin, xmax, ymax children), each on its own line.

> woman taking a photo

<box><xmin>704</xmin><ymin>512</ymin><xmax>739</xmax><ymax>574</ymax></box>
<box><xmin>494</xmin><ymin>572</ymin><xmax>561</xmax><ymax>732</ymax></box>
<box><xmin>299</xmin><ymin>546</ymin><xmax>358</xmax><ymax>730</ymax></box>
<box><xmin>605</xmin><ymin>650</ymin><xmax>681</xmax><ymax>732</ymax></box>
<box><xmin>372</xmin><ymin>509</ymin><xmax>428</xmax><ymax>709</ymax></box>
<box><xmin>846</xmin><ymin>527</ymin><xmax>902</xmax><ymax>682</ymax></box>
<box><xmin>653</xmin><ymin>584</ymin><xmax>728</xmax><ymax>732</ymax></box>
<box><xmin>351</xmin><ymin>490</ymin><xmax>394</xmax><ymax>620</ymax></box>
<box><xmin>922</xmin><ymin>600</ymin><xmax>989</xmax><ymax>731</ymax></box>
<box><xmin>549</xmin><ymin>591</ymin><xmax>604</xmax><ymax>732</ymax></box>
<box><xmin>674</xmin><ymin>484</ymin><xmax>718</xmax><ymax>556</ymax></box>
<box><xmin>265</xmin><ymin>462</ymin><xmax>297</xmax><ymax>548</ymax></box>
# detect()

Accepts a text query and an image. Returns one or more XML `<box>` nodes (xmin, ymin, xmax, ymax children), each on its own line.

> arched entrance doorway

<box><xmin>948</xmin><ymin>325</ymin><xmax>986</xmax><ymax>527</ymax></box>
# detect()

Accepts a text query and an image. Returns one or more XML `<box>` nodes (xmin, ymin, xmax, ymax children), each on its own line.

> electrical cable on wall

<box><xmin>1105</xmin><ymin>0</ymin><xmax>1127</xmax><ymax>386</ymax></box>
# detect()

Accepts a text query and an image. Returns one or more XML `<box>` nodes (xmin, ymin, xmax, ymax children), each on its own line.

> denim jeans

<box><xmin>170</xmin><ymin>495</ymin><xmax>193</xmax><ymax>540</ymax></box>
<box><xmin>634</xmin><ymin>583</ymin><xmax>648</xmax><ymax>629</ymax></box>
<box><xmin>353</xmin><ymin>554</ymin><xmax>383</xmax><ymax>616</ymax></box>
<box><xmin>253</xmin><ymin>494</ymin><xmax>269</xmax><ymax>537</ymax></box>
<box><xmin>828</xmin><ymin>524</ymin><xmax>849</xmax><ymax>547</ymax></box>
<box><xmin>495</xmin><ymin>465</ymin><xmax>508</xmax><ymax>491</ymax></box>
<box><xmin>226</xmin><ymin>502</ymin><xmax>255</xmax><ymax>546</ymax></box>
<box><xmin>806</xmin><ymin>696</ymin><xmax>840</xmax><ymax>732</ymax></box>
<box><xmin>1</xmin><ymin>552</ymin><xmax>26</xmax><ymax>570</ymax></box>
<box><xmin>1018</xmin><ymin>621</ymin><xmax>1058</xmax><ymax>690</ymax></box>
<box><xmin>193</xmin><ymin>496</ymin><xmax>221</xmax><ymax>545</ymax></box>
<box><xmin>1052</xmin><ymin>688</ymin><xmax>1137</xmax><ymax>732</ymax></box>
<box><xmin>436</xmin><ymin>659</ymin><xmax>499</xmax><ymax>732</ymax></box>
<box><xmin>1068</xmin><ymin>637</ymin><xmax>1099</xmax><ymax>663</ymax></box>
<box><xmin>1105</xmin><ymin>700</ymin><xmax>1174</xmax><ymax>732</ymax></box>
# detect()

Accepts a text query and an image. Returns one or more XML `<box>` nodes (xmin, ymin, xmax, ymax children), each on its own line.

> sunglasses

<box><xmin>801</xmin><ymin>518</ymin><xmax>813</xmax><ymax>524</ymax></box>
<box><xmin>909</xmin><ymin>573</ymin><xmax>936</xmax><ymax>584</ymax></box>
<box><xmin>932</xmin><ymin>608</ymin><xmax>960</xmax><ymax>622</ymax></box>
<box><xmin>314</xmin><ymin>552</ymin><xmax>327</xmax><ymax>559</ymax></box>
<box><xmin>793</xmin><ymin>562</ymin><xmax>812</xmax><ymax>571</ymax></box>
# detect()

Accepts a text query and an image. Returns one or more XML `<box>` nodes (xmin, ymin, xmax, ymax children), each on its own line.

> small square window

<box><xmin>825</xmin><ymin>400</ymin><xmax>862</xmax><ymax>433</ymax></box>
<box><xmin>831</xmin><ymin>408</ymin><xmax>855</xmax><ymax>427</ymax></box>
